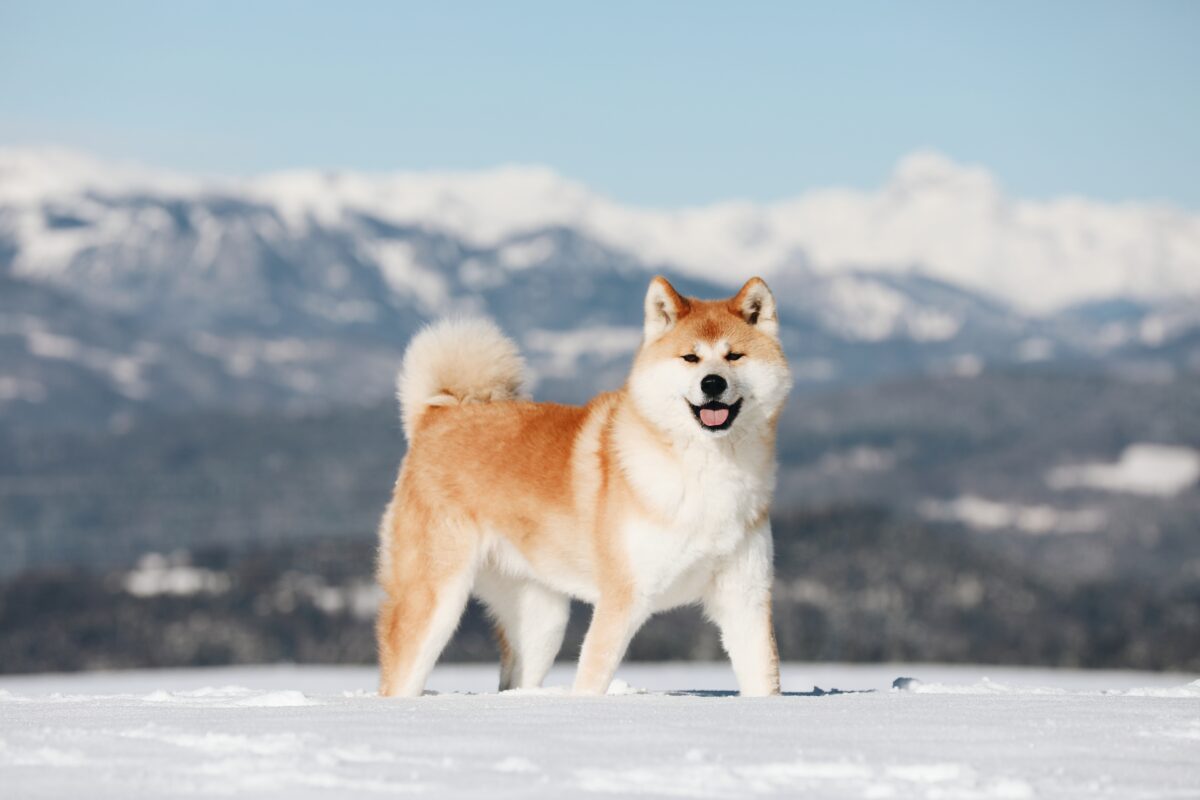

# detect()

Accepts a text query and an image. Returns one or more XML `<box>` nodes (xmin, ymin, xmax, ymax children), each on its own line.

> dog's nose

<box><xmin>700</xmin><ymin>374</ymin><xmax>727</xmax><ymax>398</ymax></box>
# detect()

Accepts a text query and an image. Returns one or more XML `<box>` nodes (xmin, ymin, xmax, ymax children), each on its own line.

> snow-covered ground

<box><xmin>2</xmin><ymin>662</ymin><xmax>1198</xmax><ymax>798</ymax></box>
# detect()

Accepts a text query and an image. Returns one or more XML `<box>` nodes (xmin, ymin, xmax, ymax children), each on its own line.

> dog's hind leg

<box><xmin>377</xmin><ymin>518</ymin><xmax>478</xmax><ymax>698</ymax></box>
<box><xmin>377</xmin><ymin>566</ymin><xmax>475</xmax><ymax>697</ymax></box>
<box><xmin>476</xmin><ymin>571</ymin><xmax>570</xmax><ymax>691</ymax></box>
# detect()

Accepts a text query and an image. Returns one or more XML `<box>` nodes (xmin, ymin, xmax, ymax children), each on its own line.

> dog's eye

<box><xmin>726</xmin><ymin>352</ymin><xmax>744</xmax><ymax>361</ymax></box>
<box><xmin>681</xmin><ymin>354</ymin><xmax>700</xmax><ymax>363</ymax></box>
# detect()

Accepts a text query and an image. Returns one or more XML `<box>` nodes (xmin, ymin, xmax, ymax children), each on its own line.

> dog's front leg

<box><xmin>703</xmin><ymin>521</ymin><xmax>781</xmax><ymax>696</ymax></box>
<box><xmin>572</xmin><ymin>592</ymin><xmax>646</xmax><ymax>695</ymax></box>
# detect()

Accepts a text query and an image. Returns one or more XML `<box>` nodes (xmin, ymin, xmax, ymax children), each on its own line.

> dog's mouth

<box><xmin>689</xmin><ymin>399</ymin><xmax>743</xmax><ymax>431</ymax></box>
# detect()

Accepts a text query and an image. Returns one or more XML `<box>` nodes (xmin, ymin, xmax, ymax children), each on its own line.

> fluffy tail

<box><xmin>396</xmin><ymin>318</ymin><xmax>526</xmax><ymax>441</ymax></box>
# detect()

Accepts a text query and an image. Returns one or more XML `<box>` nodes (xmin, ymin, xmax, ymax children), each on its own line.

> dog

<box><xmin>376</xmin><ymin>276</ymin><xmax>792</xmax><ymax>696</ymax></box>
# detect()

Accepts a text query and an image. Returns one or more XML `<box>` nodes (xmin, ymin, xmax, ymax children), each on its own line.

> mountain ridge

<box><xmin>4</xmin><ymin>146</ymin><xmax>1199</xmax><ymax>312</ymax></box>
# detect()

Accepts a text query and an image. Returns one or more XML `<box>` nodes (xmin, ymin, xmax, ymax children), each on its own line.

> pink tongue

<box><xmin>700</xmin><ymin>407</ymin><xmax>729</xmax><ymax>427</ymax></box>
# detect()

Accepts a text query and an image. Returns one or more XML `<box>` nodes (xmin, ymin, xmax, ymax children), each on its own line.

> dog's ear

<box><xmin>730</xmin><ymin>277</ymin><xmax>779</xmax><ymax>338</ymax></box>
<box><xmin>643</xmin><ymin>276</ymin><xmax>689</xmax><ymax>343</ymax></box>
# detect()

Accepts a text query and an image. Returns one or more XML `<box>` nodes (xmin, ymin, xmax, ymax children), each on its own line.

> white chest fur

<box><xmin>617</xmin><ymin>430</ymin><xmax>776</xmax><ymax>605</ymax></box>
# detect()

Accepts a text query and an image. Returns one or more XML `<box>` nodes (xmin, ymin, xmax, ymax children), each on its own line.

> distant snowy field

<box><xmin>2</xmin><ymin>663</ymin><xmax>1198</xmax><ymax>799</ymax></box>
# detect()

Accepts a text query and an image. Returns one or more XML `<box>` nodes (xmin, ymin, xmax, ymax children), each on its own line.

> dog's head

<box><xmin>628</xmin><ymin>276</ymin><xmax>792</xmax><ymax>441</ymax></box>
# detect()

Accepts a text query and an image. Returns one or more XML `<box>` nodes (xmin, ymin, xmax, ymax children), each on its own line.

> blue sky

<box><xmin>1</xmin><ymin>1</ymin><xmax>1197</xmax><ymax>207</ymax></box>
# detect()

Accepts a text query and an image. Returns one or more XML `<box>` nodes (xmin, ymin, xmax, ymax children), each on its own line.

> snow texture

<box><xmin>918</xmin><ymin>495</ymin><xmax>1105</xmax><ymax>536</ymax></box>
<box><xmin>1046</xmin><ymin>443</ymin><xmax>1200</xmax><ymax>497</ymax></box>
<box><xmin>2</xmin><ymin>663</ymin><xmax>1198</xmax><ymax>799</ymax></box>
<box><xmin>5</xmin><ymin>147</ymin><xmax>1200</xmax><ymax>312</ymax></box>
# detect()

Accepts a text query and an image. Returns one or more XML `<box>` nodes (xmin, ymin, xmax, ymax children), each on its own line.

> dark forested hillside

<box><xmin>3</xmin><ymin>507</ymin><xmax>1197</xmax><ymax>675</ymax></box>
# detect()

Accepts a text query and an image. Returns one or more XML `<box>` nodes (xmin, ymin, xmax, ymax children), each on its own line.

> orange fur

<box><xmin>376</xmin><ymin>277</ymin><xmax>790</xmax><ymax>697</ymax></box>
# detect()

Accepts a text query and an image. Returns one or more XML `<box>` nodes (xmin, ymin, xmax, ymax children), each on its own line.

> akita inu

<box><xmin>376</xmin><ymin>276</ymin><xmax>792</xmax><ymax>696</ymax></box>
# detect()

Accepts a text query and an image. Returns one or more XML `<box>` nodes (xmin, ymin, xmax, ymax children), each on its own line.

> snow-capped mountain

<box><xmin>5</xmin><ymin>146</ymin><xmax>1199</xmax><ymax>312</ymax></box>
<box><xmin>1</xmin><ymin>147</ymin><xmax>1197</xmax><ymax>430</ymax></box>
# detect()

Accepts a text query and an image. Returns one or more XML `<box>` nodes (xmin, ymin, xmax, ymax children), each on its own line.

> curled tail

<box><xmin>396</xmin><ymin>318</ymin><xmax>526</xmax><ymax>441</ymax></box>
